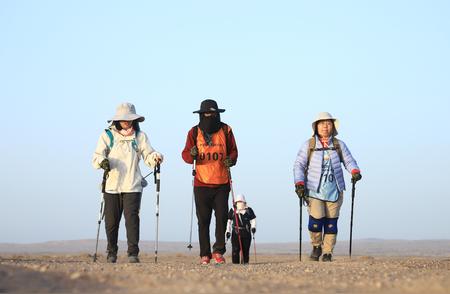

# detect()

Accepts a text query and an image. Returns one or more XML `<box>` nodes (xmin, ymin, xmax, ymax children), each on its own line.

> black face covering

<box><xmin>198</xmin><ymin>113</ymin><xmax>222</xmax><ymax>134</ymax></box>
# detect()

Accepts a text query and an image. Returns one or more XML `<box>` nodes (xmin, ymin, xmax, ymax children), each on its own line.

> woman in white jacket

<box><xmin>92</xmin><ymin>102</ymin><xmax>163</xmax><ymax>263</ymax></box>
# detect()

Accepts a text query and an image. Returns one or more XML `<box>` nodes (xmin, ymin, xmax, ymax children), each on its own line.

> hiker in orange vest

<box><xmin>182</xmin><ymin>99</ymin><xmax>238</xmax><ymax>265</ymax></box>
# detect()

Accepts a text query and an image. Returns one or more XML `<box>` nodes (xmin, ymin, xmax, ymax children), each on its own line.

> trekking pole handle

<box><xmin>97</xmin><ymin>199</ymin><xmax>105</xmax><ymax>223</ymax></box>
<box><xmin>351</xmin><ymin>180</ymin><xmax>356</xmax><ymax>201</ymax></box>
<box><xmin>192</xmin><ymin>159</ymin><xmax>197</xmax><ymax>176</ymax></box>
<box><xmin>101</xmin><ymin>170</ymin><xmax>109</xmax><ymax>193</ymax></box>
<box><xmin>154</xmin><ymin>163</ymin><xmax>161</xmax><ymax>191</ymax></box>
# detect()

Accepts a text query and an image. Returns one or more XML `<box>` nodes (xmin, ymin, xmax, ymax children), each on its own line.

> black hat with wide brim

<box><xmin>193</xmin><ymin>99</ymin><xmax>226</xmax><ymax>114</ymax></box>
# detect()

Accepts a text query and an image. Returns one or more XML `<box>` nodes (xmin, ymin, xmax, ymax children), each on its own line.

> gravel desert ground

<box><xmin>1</xmin><ymin>240</ymin><xmax>449</xmax><ymax>293</ymax></box>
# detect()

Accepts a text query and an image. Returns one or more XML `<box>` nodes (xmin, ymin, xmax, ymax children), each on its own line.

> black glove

<box><xmin>351</xmin><ymin>172</ymin><xmax>362</xmax><ymax>183</ymax></box>
<box><xmin>295</xmin><ymin>184</ymin><xmax>309</xmax><ymax>206</ymax></box>
<box><xmin>223</xmin><ymin>157</ymin><xmax>234</xmax><ymax>168</ymax></box>
<box><xmin>190</xmin><ymin>146</ymin><xmax>198</xmax><ymax>158</ymax></box>
<box><xmin>226</xmin><ymin>232</ymin><xmax>231</xmax><ymax>240</ymax></box>
<box><xmin>251</xmin><ymin>228</ymin><xmax>256</xmax><ymax>234</ymax></box>
<box><xmin>295</xmin><ymin>184</ymin><xmax>305</xmax><ymax>199</ymax></box>
<box><xmin>100</xmin><ymin>159</ymin><xmax>110</xmax><ymax>172</ymax></box>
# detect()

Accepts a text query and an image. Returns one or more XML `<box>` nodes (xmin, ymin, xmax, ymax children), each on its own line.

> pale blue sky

<box><xmin>1</xmin><ymin>1</ymin><xmax>449</xmax><ymax>243</ymax></box>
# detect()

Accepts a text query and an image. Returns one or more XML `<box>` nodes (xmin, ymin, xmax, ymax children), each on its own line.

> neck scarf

<box><xmin>119</xmin><ymin>127</ymin><xmax>135</xmax><ymax>137</ymax></box>
<box><xmin>199</xmin><ymin>114</ymin><xmax>222</xmax><ymax>134</ymax></box>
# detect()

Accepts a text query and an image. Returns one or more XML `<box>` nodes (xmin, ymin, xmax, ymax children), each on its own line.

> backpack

<box><xmin>306</xmin><ymin>136</ymin><xmax>344</xmax><ymax>169</ymax></box>
<box><xmin>192</xmin><ymin>123</ymin><xmax>231</xmax><ymax>152</ymax></box>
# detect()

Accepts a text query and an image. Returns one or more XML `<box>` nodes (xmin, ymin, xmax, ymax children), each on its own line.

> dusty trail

<box><xmin>1</xmin><ymin>253</ymin><xmax>449</xmax><ymax>293</ymax></box>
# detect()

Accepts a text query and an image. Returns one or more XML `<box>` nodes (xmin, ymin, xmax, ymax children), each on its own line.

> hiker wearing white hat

<box><xmin>92</xmin><ymin>102</ymin><xmax>164</xmax><ymax>263</ymax></box>
<box><xmin>293</xmin><ymin>112</ymin><xmax>361</xmax><ymax>262</ymax></box>
<box><xmin>225</xmin><ymin>194</ymin><xmax>256</xmax><ymax>264</ymax></box>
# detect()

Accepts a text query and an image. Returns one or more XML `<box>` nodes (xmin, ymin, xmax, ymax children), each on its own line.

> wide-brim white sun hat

<box><xmin>108</xmin><ymin>102</ymin><xmax>145</xmax><ymax>123</ymax></box>
<box><xmin>234</xmin><ymin>194</ymin><xmax>247</xmax><ymax>203</ymax></box>
<box><xmin>311</xmin><ymin>112</ymin><xmax>339</xmax><ymax>136</ymax></box>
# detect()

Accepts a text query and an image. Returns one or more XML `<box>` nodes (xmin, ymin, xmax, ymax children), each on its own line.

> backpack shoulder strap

<box><xmin>192</xmin><ymin>126</ymin><xmax>198</xmax><ymax>146</ymax></box>
<box><xmin>132</xmin><ymin>130</ymin><xmax>140</xmax><ymax>150</ymax></box>
<box><xmin>332</xmin><ymin>137</ymin><xmax>344</xmax><ymax>163</ymax></box>
<box><xmin>105</xmin><ymin>129</ymin><xmax>114</xmax><ymax>149</ymax></box>
<box><xmin>222</xmin><ymin>123</ymin><xmax>231</xmax><ymax>153</ymax></box>
<box><xmin>192</xmin><ymin>124</ymin><xmax>230</xmax><ymax>151</ymax></box>
<box><xmin>306</xmin><ymin>137</ymin><xmax>316</xmax><ymax>168</ymax></box>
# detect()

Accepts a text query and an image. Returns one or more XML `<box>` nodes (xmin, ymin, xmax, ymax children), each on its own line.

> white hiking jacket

<box><xmin>92</xmin><ymin>127</ymin><xmax>162</xmax><ymax>193</ymax></box>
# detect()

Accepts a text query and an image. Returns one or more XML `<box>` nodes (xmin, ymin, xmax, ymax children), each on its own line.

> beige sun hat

<box><xmin>311</xmin><ymin>112</ymin><xmax>339</xmax><ymax>136</ymax></box>
<box><xmin>108</xmin><ymin>102</ymin><xmax>145</xmax><ymax>123</ymax></box>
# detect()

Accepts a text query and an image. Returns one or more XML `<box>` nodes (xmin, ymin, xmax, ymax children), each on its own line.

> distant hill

<box><xmin>0</xmin><ymin>239</ymin><xmax>449</xmax><ymax>256</ymax></box>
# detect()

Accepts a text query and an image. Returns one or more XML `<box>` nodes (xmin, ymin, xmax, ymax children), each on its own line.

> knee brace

<box><xmin>323</xmin><ymin>218</ymin><xmax>338</xmax><ymax>234</ymax></box>
<box><xmin>308</xmin><ymin>216</ymin><xmax>324</xmax><ymax>233</ymax></box>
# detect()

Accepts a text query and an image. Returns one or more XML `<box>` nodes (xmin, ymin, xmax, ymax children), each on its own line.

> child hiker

<box><xmin>226</xmin><ymin>194</ymin><xmax>256</xmax><ymax>264</ymax></box>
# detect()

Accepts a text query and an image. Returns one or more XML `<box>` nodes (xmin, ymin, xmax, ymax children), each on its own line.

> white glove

<box><xmin>150</xmin><ymin>152</ymin><xmax>164</xmax><ymax>166</ymax></box>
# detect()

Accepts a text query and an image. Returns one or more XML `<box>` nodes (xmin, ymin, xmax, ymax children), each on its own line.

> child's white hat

<box><xmin>234</xmin><ymin>194</ymin><xmax>246</xmax><ymax>203</ymax></box>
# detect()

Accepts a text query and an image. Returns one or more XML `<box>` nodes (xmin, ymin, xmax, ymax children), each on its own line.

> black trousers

<box><xmin>194</xmin><ymin>185</ymin><xmax>230</xmax><ymax>258</ymax></box>
<box><xmin>231</xmin><ymin>230</ymin><xmax>252</xmax><ymax>264</ymax></box>
<box><xmin>104</xmin><ymin>192</ymin><xmax>142</xmax><ymax>256</ymax></box>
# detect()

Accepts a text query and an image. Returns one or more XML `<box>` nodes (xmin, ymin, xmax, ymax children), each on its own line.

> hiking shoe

<box><xmin>322</xmin><ymin>253</ymin><xmax>332</xmax><ymax>262</ymax></box>
<box><xmin>310</xmin><ymin>246</ymin><xmax>322</xmax><ymax>261</ymax></box>
<box><xmin>107</xmin><ymin>253</ymin><xmax>117</xmax><ymax>263</ymax></box>
<box><xmin>212</xmin><ymin>253</ymin><xmax>225</xmax><ymax>264</ymax></box>
<box><xmin>128</xmin><ymin>255</ymin><xmax>140</xmax><ymax>263</ymax></box>
<box><xmin>200</xmin><ymin>256</ymin><xmax>211</xmax><ymax>265</ymax></box>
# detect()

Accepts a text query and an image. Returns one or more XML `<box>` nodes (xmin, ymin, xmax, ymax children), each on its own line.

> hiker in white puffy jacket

<box><xmin>92</xmin><ymin>102</ymin><xmax>163</xmax><ymax>263</ymax></box>
<box><xmin>293</xmin><ymin>112</ymin><xmax>361</xmax><ymax>262</ymax></box>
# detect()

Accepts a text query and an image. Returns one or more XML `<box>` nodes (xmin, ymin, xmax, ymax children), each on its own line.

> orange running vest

<box><xmin>195</xmin><ymin>126</ymin><xmax>229</xmax><ymax>184</ymax></box>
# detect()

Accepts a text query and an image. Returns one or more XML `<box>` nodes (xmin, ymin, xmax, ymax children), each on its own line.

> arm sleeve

<box><xmin>293</xmin><ymin>140</ymin><xmax>309</xmax><ymax>184</ymax></box>
<box><xmin>339</xmin><ymin>140</ymin><xmax>360</xmax><ymax>173</ymax></box>
<box><xmin>250</xmin><ymin>218</ymin><xmax>256</xmax><ymax>229</ymax></box>
<box><xmin>227</xmin><ymin>208</ymin><xmax>234</xmax><ymax>220</ymax></box>
<box><xmin>226</xmin><ymin>219</ymin><xmax>232</xmax><ymax>234</ymax></box>
<box><xmin>248</xmin><ymin>207</ymin><xmax>256</xmax><ymax>219</ymax></box>
<box><xmin>92</xmin><ymin>132</ymin><xmax>110</xmax><ymax>169</ymax></box>
<box><xmin>248</xmin><ymin>208</ymin><xmax>256</xmax><ymax>229</ymax></box>
<box><xmin>139</xmin><ymin>132</ymin><xmax>159</xmax><ymax>168</ymax></box>
<box><xmin>227</xmin><ymin>127</ymin><xmax>238</xmax><ymax>163</ymax></box>
<box><xmin>182</xmin><ymin>128</ymin><xmax>195</xmax><ymax>164</ymax></box>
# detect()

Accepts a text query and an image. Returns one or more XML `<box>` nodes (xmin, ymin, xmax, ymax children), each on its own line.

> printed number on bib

<box><xmin>199</xmin><ymin>152</ymin><xmax>225</xmax><ymax>161</ymax></box>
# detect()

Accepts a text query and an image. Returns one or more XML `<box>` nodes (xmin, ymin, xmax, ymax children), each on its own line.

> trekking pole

<box><xmin>187</xmin><ymin>159</ymin><xmax>196</xmax><ymax>251</ymax></box>
<box><xmin>93</xmin><ymin>170</ymin><xmax>108</xmax><ymax>262</ymax></box>
<box><xmin>93</xmin><ymin>195</ymin><xmax>105</xmax><ymax>262</ymax></box>
<box><xmin>227</xmin><ymin>167</ymin><xmax>244</xmax><ymax>264</ymax></box>
<box><xmin>154</xmin><ymin>162</ymin><xmax>161</xmax><ymax>263</ymax></box>
<box><xmin>349</xmin><ymin>179</ymin><xmax>356</xmax><ymax>258</ymax></box>
<box><xmin>143</xmin><ymin>171</ymin><xmax>153</xmax><ymax>179</ymax></box>
<box><xmin>140</xmin><ymin>171</ymin><xmax>153</xmax><ymax>189</ymax></box>
<box><xmin>252</xmin><ymin>233</ymin><xmax>257</xmax><ymax>263</ymax></box>
<box><xmin>299</xmin><ymin>198</ymin><xmax>302</xmax><ymax>262</ymax></box>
